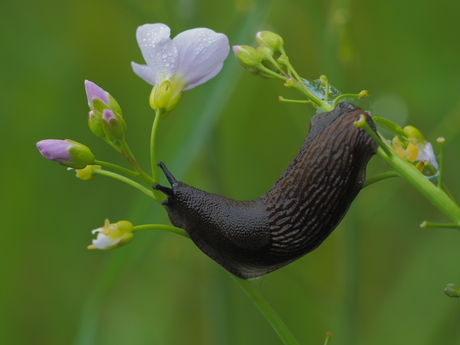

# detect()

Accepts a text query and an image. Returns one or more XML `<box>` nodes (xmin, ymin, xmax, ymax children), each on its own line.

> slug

<box><xmin>153</xmin><ymin>102</ymin><xmax>377</xmax><ymax>279</ymax></box>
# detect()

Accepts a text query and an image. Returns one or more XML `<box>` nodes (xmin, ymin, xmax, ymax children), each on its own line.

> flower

<box><xmin>131</xmin><ymin>23</ymin><xmax>229</xmax><ymax>114</ymax></box>
<box><xmin>36</xmin><ymin>139</ymin><xmax>95</xmax><ymax>169</ymax></box>
<box><xmin>88</xmin><ymin>219</ymin><xmax>134</xmax><ymax>250</ymax></box>
<box><xmin>392</xmin><ymin>126</ymin><xmax>438</xmax><ymax>170</ymax></box>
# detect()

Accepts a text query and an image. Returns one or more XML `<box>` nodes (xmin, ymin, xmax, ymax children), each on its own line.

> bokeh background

<box><xmin>2</xmin><ymin>0</ymin><xmax>460</xmax><ymax>344</ymax></box>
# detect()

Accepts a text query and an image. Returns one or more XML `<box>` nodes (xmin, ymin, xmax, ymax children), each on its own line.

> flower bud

<box><xmin>404</xmin><ymin>126</ymin><xmax>425</xmax><ymax>142</ymax></box>
<box><xmin>88</xmin><ymin>219</ymin><xmax>134</xmax><ymax>250</ymax></box>
<box><xmin>255</xmin><ymin>31</ymin><xmax>284</xmax><ymax>53</ymax></box>
<box><xmin>444</xmin><ymin>283</ymin><xmax>460</xmax><ymax>298</ymax></box>
<box><xmin>102</xmin><ymin>109</ymin><xmax>127</xmax><ymax>140</ymax></box>
<box><xmin>88</xmin><ymin>110</ymin><xmax>105</xmax><ymax>138</ymax></box>
<box><xmin>232</xmin><ymin>45</ymin><xmax>263</xmax><ymax>72</ymax></box>
<box><xmin>256</xmin><ymin>46</ymin><xmax>274</xmax><ymax>60</ymax></box>
<box><xmin>75</xmin><ymin>164</ymin><xmax>101</xmax><ymax>181</ymax></box>
<box><xmin>149</xmin><ymin>79</ymin><xmax>183</xmax><ymax>117</ymax></box>
<box><xmin>36</xmin><ymin>139</ymin><xmax>95</xmax><ymax>169</ymax></box>
<box><xmin>84</xmin><ymin>80</ymin><xmax>122</xmax><ymax>116</ymax></box>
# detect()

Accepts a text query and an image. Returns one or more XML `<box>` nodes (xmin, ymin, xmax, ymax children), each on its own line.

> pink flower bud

<box><xmin>36</xmin><ymin>139</ymin><xmax>95</xmax><ymax>169</ymax></box>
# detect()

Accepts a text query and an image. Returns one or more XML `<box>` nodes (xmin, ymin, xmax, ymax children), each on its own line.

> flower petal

<box><xmin>92</xmin><ymin>232</ymin><xmax>119</xmax><ymax>249</ymax></box>
<box><xmin>417</xmin><ymin>142</ymin><xmax>438</xmax><ymax>169</ymax></box>
<box><xmin>84</xmin><ymin>80</ymin><xmax>108</xmax><ymax>106</ymax></box>
<box><xmin>183</xmin><ymin>63</ymin><xmax>224</xmax><ymax>91</ymax></box>
<box><xmin>36</xmin><ymin>139</ymin><xmax>72</xmax><ymax>162</ymax></box>
<box><xmin>135</xmin><ymin>23</ymin><xmax>178</xmax><ymax>84</ymax></box>
<box><xmin>131</xmin><ymin>62</ymin><xmax>156</xmax><ymax>86</ymax></box>
<box><xmin>173</xmin><ymin>28</ymin><xmax>229</xmax><ymax>89</ymax></box>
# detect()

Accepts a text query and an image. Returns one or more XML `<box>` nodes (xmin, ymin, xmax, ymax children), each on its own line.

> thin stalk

<box><xmin>230</xmin><ymin>275</ymin><xmax>301</xmax><ymax>345</ymax></box>
<box><xmin>133</xmin><ymin>224</ymin><xmax>190</xmax><ymax>238</ymax></box>
<box><xmin>94</xmin><ymin>160</ymin><xmax>139</xmax><ymax>179</ymax></box>
<box><xmin>150</xmin><ymin>108</ymin><xmax>163</xmax><ymax>183</ymax></box>
<box><xmin>92</xmin><ymin>167</ymin><xmax>154</xmax><ymax>199</ymax></box>
<box><xmin>118</xmin><ymin>139</ymin><xmax>154</xmax><ymax>186</ymax></box>
<box><xmin>363</xmin><ymin>171</ymin><xmax>400</xmax><ymax>188</ymax></box>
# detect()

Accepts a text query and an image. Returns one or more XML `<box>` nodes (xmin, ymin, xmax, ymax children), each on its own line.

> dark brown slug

<box><xmin>153</xmin><ymin>102</ymin><xmax>378</xmax><ymax>279</ymax></box>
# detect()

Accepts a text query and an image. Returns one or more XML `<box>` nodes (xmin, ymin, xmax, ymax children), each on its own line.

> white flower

<box><xmin>131</xmin><ymin>23</ymin><xmax>230</xmax><ymax>91</ymax></box>
<box><xmin>88</xmin><ymin>219</ymin><xmax>134</xmax><ymax>250</ymax></box>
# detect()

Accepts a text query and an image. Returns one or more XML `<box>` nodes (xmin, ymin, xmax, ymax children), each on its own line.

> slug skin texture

<box><xmin>154</xmin><ymin>102</ymin><xmax>378</xmax><ymax>279</ymax></box>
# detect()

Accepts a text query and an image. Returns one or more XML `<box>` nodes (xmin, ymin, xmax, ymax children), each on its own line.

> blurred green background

<box><xmin>2</xmin><ymin>0</ymin><xmax>460</xmax><ymax>344</ymax></box>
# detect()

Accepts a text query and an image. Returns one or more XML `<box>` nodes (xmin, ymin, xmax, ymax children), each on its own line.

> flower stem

<box><xmin>378</xmin><ymin>148</ymin><xmax>460</xmax><ymax>224</ymax></box>
<box><xmin>94</xmin><ymin>160</ymin><xmax>139</xmax><ymax>179</ymax></box>
<box><xmin>230</xmin><ymin>275</ymin><xmax>300</xmax><ymax>345</ymax></box>
<box><xmin>363</xmin><ymin>171</ymin><xmax>400</xmax><ymax>188</ymax></box>
<box><xmin>420</xmin><ymin>221</ymin><xmax>460</xmax><ymax>230</ymax></box>
<box><xmin>92</xmin><ymin>167</ymin><xmax>154</xmax><ymax>199</ymax></box>
<box><xmin>150</xmin><ymin>108</ymin><xmax>164</xmax><ymax>183</ymax></box>
<box><xmin>132</xmin><ymin>224</ymin><xmax>190</xmax><ymax>238</ymax></box>
<box><xmin>118</xmin><ymin>138</ymin><xmax>154</xmax><ymax>186</ymax></box>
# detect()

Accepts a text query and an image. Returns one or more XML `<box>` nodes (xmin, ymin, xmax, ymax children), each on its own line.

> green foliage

<box><xmin>3</xmin><ymin>0</ymin><xmax>460</xmax><ymax>344</ymax></box>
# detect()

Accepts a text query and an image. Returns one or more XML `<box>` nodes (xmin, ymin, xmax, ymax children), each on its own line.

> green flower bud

<box><xmin>88</xmin><ymin>110</ymin><xmax>105</xmax><ymax>138</ymax></box>
<box><xmin>255</xmin><ymin>31</ymin><xmax>284</xmax><ymax>53</ymax></box>
<box><xmin>444</xmin><ymin>283</ymin><xmax>460</xmax><ymax>298</ymax></box>
<box><xmin>232</xmin><ymin>45</ymin><xmax>263</xmax><ymax>72</ymax></box>
<box><xmin>404</xmin><ymin>126</ymin><xmax>425</xmax><ymax>142</ymax></box>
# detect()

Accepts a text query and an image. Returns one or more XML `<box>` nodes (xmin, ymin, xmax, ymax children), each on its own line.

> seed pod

<box><xmin>154</xmin><ymin>102</ymin><xmax>377</xmax><ymax>279</ymax></box>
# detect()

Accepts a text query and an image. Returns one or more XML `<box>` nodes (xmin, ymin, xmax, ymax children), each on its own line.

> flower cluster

<box><xmin>36</xmin><ymin>23</ymin><xmax>230</xmax><ymax>251</ymax></box>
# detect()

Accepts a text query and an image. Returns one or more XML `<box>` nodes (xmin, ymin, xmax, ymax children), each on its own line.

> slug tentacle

<box><xmin>156</xmin><ymin>102</ymin><xmax>377</xmax><ymax>279</ymax></box>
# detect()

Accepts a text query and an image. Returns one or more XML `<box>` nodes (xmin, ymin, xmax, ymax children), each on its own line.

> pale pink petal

<box><xmin>131</xmin><ymin>62</ymin><xmax>156</xmax><ymax>85</ymax></box>
<box><xmin>135</xmin><ymin>23</ymin><xmax>178</xmax><ymax>84</ymax></box>
<box><xmin>36</xmin><ymin>140</ymin><xmax>72</xmax><ymax>162</ymax></box>
<box><xmin>173</xmin><ymin>28</ymin><xmax>229</xmax><ymax>89</ymax></box>
<box><xmin>84</xmin><ymin>80</ymin><xmax>109</xmax><ymax>106</ymax></box>
<box><xmin>183</xmin><ymin>63</ymin><xmax>224</xmax><ymax>91</ymax></box>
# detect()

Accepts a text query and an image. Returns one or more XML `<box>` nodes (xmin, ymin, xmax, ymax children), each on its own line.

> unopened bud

<box><xmin>232</xmin><ymin>45</ymin><xmax>263</xmax><ymax>72</ymax></box>
<box><xmin>102</xmin><ymin>109</ymin><xmax>127</xmax><ymax>140</ymax></box>
<box><xmin>85</xmin><ymin>80</ymin><xmax>122</xmax><ymax>116</ymax></box>
<box><xmin>444</xmin><ymin>283</ymin><xmax>460</xmax><ymax>298</ymax></box>
<box><xmin>255</xmin><ymin>31</ymin><xmax>284</xmax><ymax>53</ymax></box>
<box><xmin>88</xmin><ymin>110</ymin><xmax>105</xmax><ymax>138</ymax></box>
<box><xmin>36</xmin><ymin>139</ymin><xmax>95</xmax><ymax>169</ymax></box>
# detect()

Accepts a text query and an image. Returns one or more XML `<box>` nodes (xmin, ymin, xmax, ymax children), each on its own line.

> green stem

<box><xmin>230</xmin><ymin>275</ymin><xmax>301</xmax><ymax>345</ymax></box>
<box><xmin>150</xmin><ymin>109</ymin><xmax>163</xmax><ymax>183</ymax></box>
<box><xmin>376</xmin><ymin>147</ymin><xmax>460</xmax><ymax>224</ymax></box>
<box><xmin>94</xmin><ymin>160</ymin><xmax>139</xmax><ymax>179</ymax></box>
<box><xmin>363</xmin><ymin>171</ymin><xmax>400</xmax><ymax>188</ymax></box>
<box><xmin>92</xmin><ymin>167</ymin><xmax>154</xmax><ymax>199</ymax></box>
<box><xmin>286</xmin><ymin>79</ymin><xmax>332</xmax><ymax>111</ymax></box>
<box><xmin>420</xmin><ymin>221</ymin><xmax>460</xmax><ymax>230</ymax></box>
<box><xmin>132</xmin><ymin>224</ymin><xmax>190</xmax><ymax>238</ymax></box>
<box><xmin>355</xmin><ymin>117</ymin><xmax>460</xmax><ymax>224</ymax></box>
<box><xmin>118</xmin><ymin>139</ymin><xmax>154</xmax><ymax>186</ymax></box>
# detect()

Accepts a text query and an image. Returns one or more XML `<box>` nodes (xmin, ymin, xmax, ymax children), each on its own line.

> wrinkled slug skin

<box><xmin>154</xmin><ymin>102</ymin><xmax>378</xmax><ymax>279</ymax></box>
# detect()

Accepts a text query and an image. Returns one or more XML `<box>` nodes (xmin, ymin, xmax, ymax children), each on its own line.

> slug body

<box><xmin>154</xmin><ymin>102</ymin><xmax>377</xmax><ymax>279</ymax></box>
